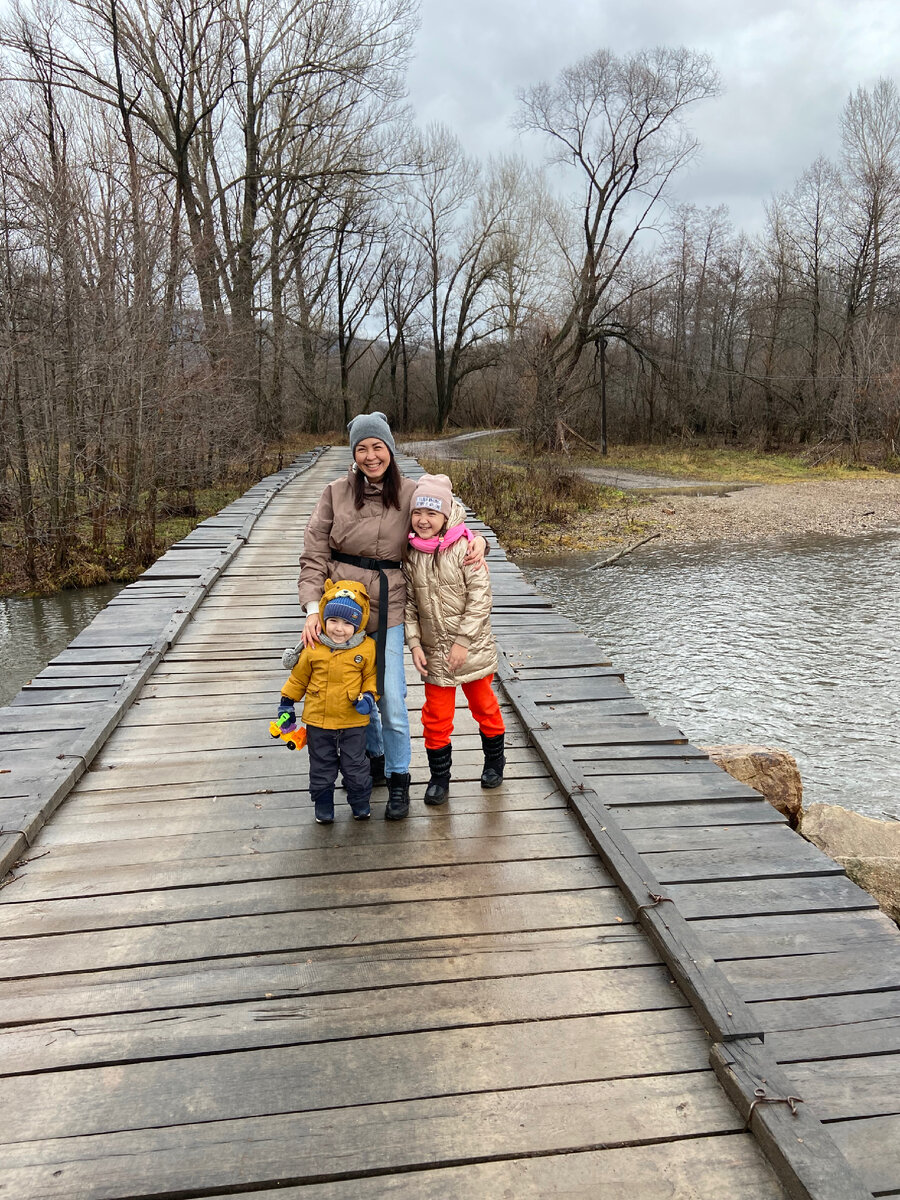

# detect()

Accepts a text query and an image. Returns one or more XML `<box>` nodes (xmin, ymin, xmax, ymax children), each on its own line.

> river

<box><xmin>521</xmin><ymin>530</ymin><xmax>900</xmax><ymax>821</ymax></box>
<box><xmin>0</xmin><ymin>585</ymin><xmax>123</xmax><ymax>707</ymax></box>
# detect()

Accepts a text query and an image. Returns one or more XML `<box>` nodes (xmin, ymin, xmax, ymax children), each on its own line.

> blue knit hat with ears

<box><xmin>347</xmin><ymin>411</ymin><xmax>396</xmax><ymax>457</ymax></box>
<box><xmin>323</xmin><ymin>595</ymin><xmax>363</xmax><ymax>630</ymax></box>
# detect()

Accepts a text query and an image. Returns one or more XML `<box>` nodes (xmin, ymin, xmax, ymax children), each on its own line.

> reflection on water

<box><xmin>521</xmin><ymin>532</ymin><xmax>900</xmax><ymax>821</ymax></box>
<box><xmin>0</xmin><ymin>585</ymin><xmax>122</xmax><ymax>706</ymax></box>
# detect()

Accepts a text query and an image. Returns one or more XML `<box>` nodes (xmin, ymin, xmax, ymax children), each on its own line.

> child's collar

<box><xmin>320</xmin><ymin>629</ymin><xmax>367</xmax><ymax>650</ymax></box>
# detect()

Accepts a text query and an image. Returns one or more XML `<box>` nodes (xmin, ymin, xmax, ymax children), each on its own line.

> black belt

<box><xmin>331</xmin><ymin>550</ymin><xmax>402</xmax><ymax>694</ymax></box>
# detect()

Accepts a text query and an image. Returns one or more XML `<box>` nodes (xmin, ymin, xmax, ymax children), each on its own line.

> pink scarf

<box><xmin>408</xmin><ymin>521</ymin><xmax>474</xmax><ymax>555</ymax></box>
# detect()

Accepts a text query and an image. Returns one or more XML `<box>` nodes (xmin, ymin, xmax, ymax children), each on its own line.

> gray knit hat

<box><xmin>347</xmin><ymin>411</ymin><xmax>396</xmax><ymax>457</ymax></box>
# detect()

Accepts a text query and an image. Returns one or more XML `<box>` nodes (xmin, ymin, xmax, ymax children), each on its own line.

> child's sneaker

<box><xmin>350</xmin><ymin>798</ymin><xmax>371</xmax><ymax>821</ymax></box>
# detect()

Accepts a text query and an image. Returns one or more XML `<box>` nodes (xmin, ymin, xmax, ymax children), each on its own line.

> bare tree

<box><xmin>403</xmin><ymin>126</ymin><xmax>516</xmax><ymax>430</ymax></box>
<box><xmin>516</xmin><ymin>46</ymin><xmax>719</xmax><ymax>449</ymax></box>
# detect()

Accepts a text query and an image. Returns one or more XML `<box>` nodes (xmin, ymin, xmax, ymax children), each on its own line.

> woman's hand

<box><xmin>301</xmin><ymin>611</ymin><xmax>322</xmax><ymax>648</ymax></box>
<box><xmin>463</xmin><ymin>534</ymin><xmax>488</xmax><ymax>572</ymax></box>
<box><xmin>411</xmin><ymin>646</ymin><xmax>429</xmax><ymax>678</ymax></box>
<box><xmin>447</xmin><ymin>643</ymin><xmax>468</xmax><ymax>672</ymax></box>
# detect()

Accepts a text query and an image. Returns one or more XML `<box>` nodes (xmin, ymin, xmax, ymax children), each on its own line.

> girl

<box><xmin>404</xmin><ymin>473</ymin><xmax>506</xmax><ymax>804</ymax></box>
<box><xmin>298</xmin><ymin>414</ymin><xmax>488</xmax><ymax>820</ymax></box>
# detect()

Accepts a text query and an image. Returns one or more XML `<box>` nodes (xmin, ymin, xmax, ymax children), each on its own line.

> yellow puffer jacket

<box><xmin>404</xmin><ymin>500</ymin><xmax>497</xmax><ymax>687</ymax></box>
<box><xmin>280</xmin><ymin>579</ymin><xmax>378</xmax><ymax>729</ymax></box>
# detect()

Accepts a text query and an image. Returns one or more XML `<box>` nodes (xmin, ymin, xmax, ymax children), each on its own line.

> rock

<box><xmin>801</xmin><ymin>803</ymin><xmax>900</xmax><ymax>858</ymax></box>
<box><xmin>699</xmin><ymin>744</ymin><xmax>803</xmax><ymax>822</ymax></box>
<box><xmin>834</xmin><ymin>857</ymin><xmax>900</xmax><ymax>924</ymax></box>
<box><xmin>800</xmin><ymin>804</ymin><xmax>900</xmax><ymax>925</ymax></box>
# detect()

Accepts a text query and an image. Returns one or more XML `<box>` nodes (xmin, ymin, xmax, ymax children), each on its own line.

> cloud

<box><xmin>406</xmin><ymin>0</ymin><xmax>900</xmax><ymax>232</ymax></box>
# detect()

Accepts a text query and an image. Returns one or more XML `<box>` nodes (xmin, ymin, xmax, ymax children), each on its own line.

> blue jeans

<box><xmin>365</xmin><ymin>624</ymin><xmax>411</xmax><ymax>775</ymax></box>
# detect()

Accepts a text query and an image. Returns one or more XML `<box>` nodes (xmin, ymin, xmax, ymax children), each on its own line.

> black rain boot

<box><xmin>424</xmin><ymin>744</ymin><xmax>452</xmax><ymax>806</ymax></box>
<box><xmin>367</xmin><ymin>752</ymin><xmax>387</xmax><ymax>788</ymax></box>
<box><xmin>480</xmin><ymin>732</ymin><xmax>506</xmax><ymax>789</ymax></box>
<box><xmin>385</xmin><ymin>772</ymin><xmax>411</xmax><ymax>820</ymax></box>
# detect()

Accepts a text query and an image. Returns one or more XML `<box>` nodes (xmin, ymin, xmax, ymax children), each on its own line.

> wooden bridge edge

<box><xmin>494</xmin><ymin>653</ymin><xmax>876</xmax><ymax>1200</ymax></box>
<box><xmin>0</xmin><ymin>448</ymin><xmax>328</xmax><ymax>880</ymax></box>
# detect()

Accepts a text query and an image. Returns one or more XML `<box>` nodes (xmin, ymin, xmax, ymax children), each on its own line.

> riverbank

<box><xmin>416</xmin><ymin>433</ymin><xmax>899</xmax><ymax>555</ymax></box>
<box><xmin>0</xmin><ymin>436</ymin><xmax>325</xmax><ymax>597</ymax></box>
<box><xmin>570</xmin><ymin>475</ymin><xmax>900</xmax><ymax>550</ymax></box>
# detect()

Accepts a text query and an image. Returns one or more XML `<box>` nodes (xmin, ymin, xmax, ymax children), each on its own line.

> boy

<box><xmin>277</xmin><ymin>579</ymin><xmax>378</xmax><ymax>824</ymax></box>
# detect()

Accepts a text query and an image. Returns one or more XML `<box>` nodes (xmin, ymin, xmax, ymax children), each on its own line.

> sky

<box><xmin>405</xmin><ymin>0</ymin><xmax>900</xmax><ymax>234</ymax></box>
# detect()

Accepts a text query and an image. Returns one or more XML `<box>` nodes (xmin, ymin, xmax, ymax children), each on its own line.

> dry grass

<box><xmin>420</xmin><ymin>453</ymin><xmax>643</xmax><ymax>554</ymax></box>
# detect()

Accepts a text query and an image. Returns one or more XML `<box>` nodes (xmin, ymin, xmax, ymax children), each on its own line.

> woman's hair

<box><xmin>353</xmin><ymin>453</ymin><xmax>403</xmax><ymax>511</ymax></box>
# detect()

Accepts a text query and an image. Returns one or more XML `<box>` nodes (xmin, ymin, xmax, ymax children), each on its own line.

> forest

<box><xmin>1</xmin><ymin>0</ymin><xmax>899</xmax><ymax>589</ymax></box>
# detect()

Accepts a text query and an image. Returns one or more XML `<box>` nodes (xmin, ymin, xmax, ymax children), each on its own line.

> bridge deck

<box><xmin>0</xmin><ymin>447</ymin><xmax>897</xmax><ymax>1198</ymax></box>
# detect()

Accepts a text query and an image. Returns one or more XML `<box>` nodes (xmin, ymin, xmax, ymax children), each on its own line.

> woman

<box><xmin>298</xmin><ymin>412</ymin><xmax>487</xmax><ymax>820</ymax></box>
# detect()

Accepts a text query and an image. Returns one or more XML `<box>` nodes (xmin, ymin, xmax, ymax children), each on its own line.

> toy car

<box><xmin>269</xmin><ymin>714</ymin><xmax>307</xmax><ymax>751</ymax></box>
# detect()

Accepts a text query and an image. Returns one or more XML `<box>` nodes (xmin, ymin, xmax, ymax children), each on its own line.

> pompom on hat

<box><xmin>410</xmin><ymin>473</ymin><xmax>454</xmax><ymax>516</ymax></box>
<box><xmin>347</xmin><ymin>411</ymin><xmax>396</xmax><ymax>457</ymax></box>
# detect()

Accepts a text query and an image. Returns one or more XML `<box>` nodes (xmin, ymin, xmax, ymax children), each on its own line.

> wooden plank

<box><xmin>0</xmin><ymin>979</ymin><xmax>691</xmax><ymax>1081</ymax></box>
<box><xmin>613</xmin><ymin>801</ymin><xmax>785</xmax><ymax>828</ymax></box>
<box><xmin>5</xmin><ymin>829</ymin><xmax>587</xmax><ymax>902</ymax></box>
<box><xmin>722</xmin><ymin>945</ymin><xmax>900</xmax><ymax>1001</ymax></box>
<box><xmin>768</xmin><ymin>1014</ymin><xmax>900</xmax><ymax>1064</ymax></box>
<box><xmin>0</xmin><ymin>889</ymin><xmax>634</xmax><ymax>979</ymax></box>
<box><xmin>182</xmin><ymin>1135</ymin><xmax>787</xmax><ymax>1199</ymax></box>
<box><xmin>695</xmin><ymin>910</ymin><xmax>900</xmax><ymax>961</ymax></box>
<box><xmin>0</xmin><ymin>926</ymin><xmax>656</xmax><ymax>1024</ymax></box>
<box><xmin>33</xmin><ymin>799</ymin><xmax>572</xmax><ymax>847</ymax></box>
<box><xmin>830</xmin><ymin>1115</ymin><xmax>900</xmax><ymax>1196</ymax></box>
<box><xmin>586</xmin><ymin>772</ymin><xmax>764</xmax><ymax>803</ymax></box>
<box><xmin>667</xmin><ymin>873</ymin><xmax>877</xmax><ymax>921</ymax></box>
<box><xmin>0</xmin><ymin>855</ymin><xmax>611</xmax><ymax>938</ymax></box>
<box><xmin>16</xmin><ymin>810</ymin><xmax>580</xmax><ymax>868</ymax></box>
<box><xmin>756</xmin><ymin>988</ymin><xmax>900</xmax><ymax>1038</ymax></box>
<box><xmin>519</xmin><ymin>677</ymin><xmax>635</xmax><ymax>702</ymax></box>
<box><xmin>0</xmin><ymin>1072</ymin><xmax>746</xmax><ymax>1199</ymax></box>
<box><xmin>787</xmin><ymin>1054</ymin><xmax>900</xmax><ymax>1119</ymax></box>
<box><xmin>10</xmin><ymin>685</ymin><xmax>123</xmax><ymax>706</ymax></box>
<box><xmin>50</xmin><ymin>771</ymin><xmax>563</xmax><ymax>817</ymax></box>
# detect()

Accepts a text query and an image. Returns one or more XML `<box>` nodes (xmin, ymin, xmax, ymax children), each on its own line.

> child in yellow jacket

<box><xmin>277</xmin><ymin>579</ymin><xmax>377</xmax><ymax>823</ymax></box>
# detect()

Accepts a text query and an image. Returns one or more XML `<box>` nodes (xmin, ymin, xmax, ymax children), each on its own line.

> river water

<box><xmin>521</xmin><ymin>531</ymin><xmax>900</xmax><ymax>821</ymax></box>
<box><xmin>0</xmin><ymin>585</ymin><xmax>123</xmax><ymax>707</ymax></box>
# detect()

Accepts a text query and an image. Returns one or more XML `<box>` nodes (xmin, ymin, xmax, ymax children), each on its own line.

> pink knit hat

<box><xmin>410</xmin><ymin>473</ymin><xmax>454</xmax><ymax>516</ymax></box>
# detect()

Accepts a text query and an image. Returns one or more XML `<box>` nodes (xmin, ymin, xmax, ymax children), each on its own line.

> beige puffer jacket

<box><xmin>404</xmin><ymin>499</ymin><xmax>498</xmax><ymax>687</ymax></box>
<box><xmin>298</xmin><ymin>466</ymin><xmax>418</xmax><ymax>632</ymax></box>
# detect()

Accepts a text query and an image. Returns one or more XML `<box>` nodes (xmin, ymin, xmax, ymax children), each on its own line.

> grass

<box><xmin>420</xmin><ymin>453</ymin><xmax>645</xmax><ymax>554</ymax></box>
<box><xmin>449</xmin><ymin>433</ymin><xmax>896</xmax><ymax>483</ymax></box>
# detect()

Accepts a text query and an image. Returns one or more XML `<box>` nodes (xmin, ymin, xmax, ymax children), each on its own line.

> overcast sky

<box><xmin>405</xmin><ymin>0</ymin><xmax>900</xmax><ymax>233</ymax></box>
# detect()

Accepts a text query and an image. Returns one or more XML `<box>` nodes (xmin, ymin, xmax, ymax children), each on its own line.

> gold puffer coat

<box><xmin>404</xmin><ymin>500</ymin><xmax>497</xmax><ymax>687</ymax></box>
<box><xmin>280</xmin><ymin>579</ymin><xmax>378</xmax><ymax>729</ymax></box>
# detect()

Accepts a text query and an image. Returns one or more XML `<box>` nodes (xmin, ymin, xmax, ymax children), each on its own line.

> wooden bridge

<box><xmin>1</xmin><ymin>446</ymin><xmax>899</xmax><ymax>1199</ymax></box>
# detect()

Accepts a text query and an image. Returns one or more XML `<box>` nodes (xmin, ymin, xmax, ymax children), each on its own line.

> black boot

<box><xmin>480</xmin><ymin>732</ymin><xmax>505</xmax><ymax>789</ymax></box>
<box><xmin>367</xmin><ymin>752</ymin><xmax>387</xmax><ymax>787</ymax></box>
<box><xmin>312</xmin><ymin>790</ymin><xmax>335</xmax><ymax>824</ymax></box>
<box><xmin>424</xmin><ymin>744</ymin><xmax>452</xmax><ymax>806</ymax></box>
<box><xmin>385</xmin><ymin>772</ymin><xmax>411</xmax><ymax>820</ymax></box>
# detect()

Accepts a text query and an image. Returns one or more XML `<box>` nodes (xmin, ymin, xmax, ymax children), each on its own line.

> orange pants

<box><xmin>422</xmin><ymin>674</ymin><xmax>505</xmax><ymax>750</ymax></box>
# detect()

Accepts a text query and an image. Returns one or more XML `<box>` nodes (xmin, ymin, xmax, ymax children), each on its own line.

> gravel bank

<box><xmin>575</xmin><ymin>476</ymin><xmax>900</xmax><ymax>547</ymax></box>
